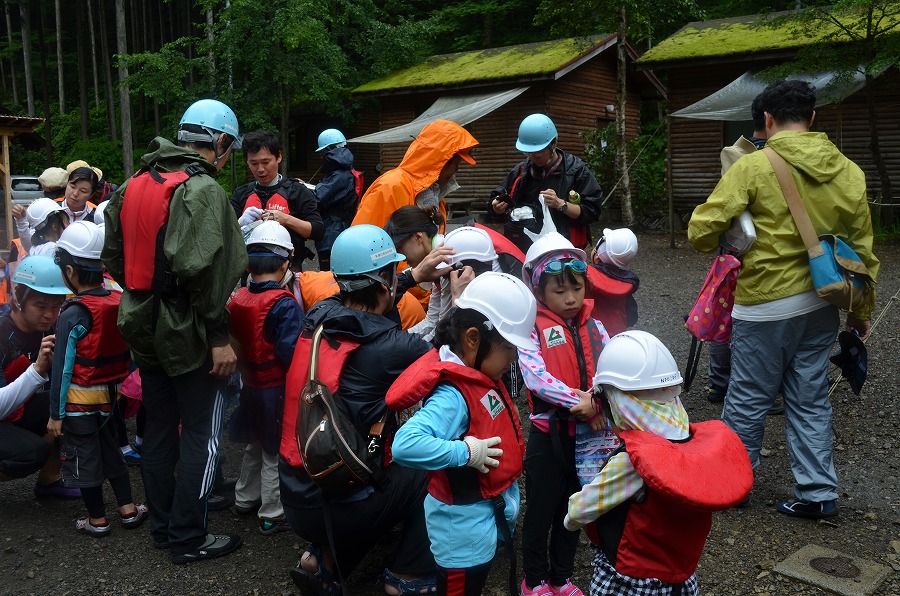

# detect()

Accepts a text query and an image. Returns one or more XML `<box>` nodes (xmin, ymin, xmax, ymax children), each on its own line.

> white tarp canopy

<box><xmin>671</xmin><ymin>70</ymin><xmax>869</xmax><ymax>121</ymax></box>
<box><xmin>348</xmin><ymin>87</ymin><xmax>529</xmax><ymax>144</ymax></box>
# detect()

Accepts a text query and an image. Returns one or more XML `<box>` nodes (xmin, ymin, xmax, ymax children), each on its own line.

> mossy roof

<box><xmin>353</xmin><ymin>35</ymin><xmax>614</xmax><ymax>95</ymax></box>
<box><xmin>638</xmin><ymin>12</ymin><xmax>852</xmax><ymax>68</ymax></box>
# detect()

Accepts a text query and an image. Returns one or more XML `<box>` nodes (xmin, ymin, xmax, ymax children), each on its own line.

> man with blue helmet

<box><xmin>489</xmin><ymin>114</ymin><xmax>603</xmax><ymax>254</ymax></box>
<box><xmin>102</xmin><ymin>98</ymin><xmax>248</xmax><ymax>564</ymax></box>
<box><xmin>309</xmin><ymin>128</ymin><xmax>360</xmax><ymax>272</ymax></box>
<box><xmin>280</xmin><ymin>224</ymin><xmax>437</xmax><ymax>595</ymax></box>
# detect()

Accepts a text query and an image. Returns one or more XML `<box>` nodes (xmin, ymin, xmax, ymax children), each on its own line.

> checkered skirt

<box><xmin>589</xmin><ymin>547</ymin><xmax>699</xmax><ymax>596</ymax></box>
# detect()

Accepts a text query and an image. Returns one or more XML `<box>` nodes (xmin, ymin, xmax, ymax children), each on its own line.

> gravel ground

<box><xmin>1</xmin><ymin>230</ymin><xmax>897</xmax><ymax>595</ymax></box>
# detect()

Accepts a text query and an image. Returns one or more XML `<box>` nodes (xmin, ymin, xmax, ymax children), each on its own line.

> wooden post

<box><xmin>2</xmin><ymin>132</ymin><xmax>11</xmax><ymax>250</ymax></box>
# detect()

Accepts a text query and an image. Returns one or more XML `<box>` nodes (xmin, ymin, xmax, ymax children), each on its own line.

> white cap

<box><xmin>593</xmin><ymin>330</ymin><xmax>682</xmax><ymax>392</ymax></box>
<box><xmin>56</xmin><ymin>220</ymin><xmax>104</xmax><ymax>261</ymax></box>
<box><xmin>596</xmin><ymin>228</ymin><xmax>638</xmax><ymax>269</ymax></box>
<box><xmin>455</xmin><ymin>272</ymin><xmax>537</xmax><ymax>351</ymax></box>
<box><xmin>246</xmin><ymin>220</ymin><xmax>294</xmax><ymax>258</ymax></box>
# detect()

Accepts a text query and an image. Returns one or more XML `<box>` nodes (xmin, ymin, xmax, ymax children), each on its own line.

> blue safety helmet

<box><xmin>12</xmin><ymin>255</ymin><xmax>71</xmax><ymax>295</ymax></box>
<box><xmin>316</xmin><ymin>129</ymin><xmax>347</xmax><ymax>152</ymax></box>
<box><xmin>516</xmin><ymin>113</ymin><xmax>558</xmax><ymax>153</ymax></box>
<box><xmin>331</xmin><ymin>225</ymin><xmax>405</xmax><ymax>291</ymax></box>
<box><xmin>178</xmin><ymin>99</ymin><xmax>242</xmax><ymax>150</ymax></box>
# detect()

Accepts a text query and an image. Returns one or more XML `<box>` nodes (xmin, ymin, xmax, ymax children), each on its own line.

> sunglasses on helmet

<box><xmin>543</xmin><ymin>259</ymin><xmax>587</xmax><ymax>275</ymax></box>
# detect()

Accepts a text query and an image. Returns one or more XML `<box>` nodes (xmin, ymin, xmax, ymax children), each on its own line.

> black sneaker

<box><xmin>777</xmin><ymin>499</ymin><xmax>837</xmax><ymax>519</ymax></box>
<box><xmin>170</xmin><ymin>534</ymin><xmax>242</xmax><ymax>564</ymax></box>
<box><xmin>705</xmin><ymin>384</ymin><xmax>727</xmax><ymax>404</ymax></box>
<box><xmin>207</xmin><ymin>493</ymin><xmax>234</xmax><ymax>512</ymax></box>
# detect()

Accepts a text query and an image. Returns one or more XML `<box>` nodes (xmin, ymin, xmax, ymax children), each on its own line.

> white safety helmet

<box><xmin>441</xmin><ymin>226</ymin><xmax>497</xmax><ymax>266</ymax></box>
<box><xmin>246</xmin><ymin>220</ymin><xmax>294</xmax><ymax>258</ymax></box>
<box><xmin>56</xmin><ymin>220</ymin><xmax>104</xmax><ymax>264</ymax></box>
<box><xmin>26</xmin><ymin>197</ymin><xmax>66</xmax><ymax>231</ymax></box>
<box><xmin>93</xmin><ymin>201</ymin><xmax>108</xmax><ymax>226</ymax></box>
<box><xmin>454</xmin><ymin>272</ymin><xmax>537</xmax><ymax>351</ymax></box>
<box><xmin>592</xmin><ymin>330</ymin><xmax>682</xmax><ymax>392</ymax></box>
<box><xmin>596</xmin><ymin>228</ymin><xmax>638</xmax><ymax>269</ymax></box>
<box><xmin>522</xmin><ymin>232</ymin><xmax>586</xmax><ymax>283</ymax></box>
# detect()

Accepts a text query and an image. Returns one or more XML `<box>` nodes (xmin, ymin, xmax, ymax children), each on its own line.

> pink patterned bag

<box><xmin>683</xmin><ymin>254</ymin><xmax>741</xmax><ymax>391</ymax></box>
<box><xmin>685</xmin><ymin>254</ymin><xmax>741</xmax><ymax>343</ymax></box>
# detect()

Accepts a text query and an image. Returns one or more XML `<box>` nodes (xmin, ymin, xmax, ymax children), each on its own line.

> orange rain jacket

<box><xmin>351</xmin><ymin>120</ymin><xmax>478</xmax><ymax>230</ymax></box>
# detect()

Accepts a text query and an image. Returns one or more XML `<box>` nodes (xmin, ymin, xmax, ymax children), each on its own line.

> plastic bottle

<box><xmin>721</xmin><ymin>209</ymin><xmax>757</xmax><ymax>255</ymax></box>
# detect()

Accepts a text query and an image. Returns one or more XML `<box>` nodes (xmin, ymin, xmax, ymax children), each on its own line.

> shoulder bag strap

<box><xmin>307</xmin><ymin>324</ymin><xmax>326</xmax><ymax>383</ymax></box>
<box><xmin>762</xmin><ymin>147</ymin><xmax>823</xmax><ymax>256</ymax></box>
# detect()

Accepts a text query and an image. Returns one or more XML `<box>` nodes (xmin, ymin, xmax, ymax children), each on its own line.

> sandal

<box><xmin>75</xmin><ymin>516</ymin><xmax>111</xmax><ymax>538</ymax></box>
<box><xmin>290</xmin><ymin>544</ymin><xmax>340</xmax><ymax>596</ymax></box>
<box><xmin>382</xmin><ymin>567</ymin><xmax>436</xmax><ymax>596</ymax></box>
<box><xmin>121</xmin><ymin>503</ymin><xmax>149</xmax><ymax>529</ymax></box>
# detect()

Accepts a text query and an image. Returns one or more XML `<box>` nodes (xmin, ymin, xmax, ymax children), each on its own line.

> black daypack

<box><xmin>295</xmin><ymin>324</ymin><xmax>386</xmax><ymax>498</ymax></box>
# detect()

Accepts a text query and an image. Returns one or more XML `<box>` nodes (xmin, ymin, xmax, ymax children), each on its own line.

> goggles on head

<box><xmin>543</xmin><ymin>259</ymin><xmax>587</xmax><ymax>276</ymax></box>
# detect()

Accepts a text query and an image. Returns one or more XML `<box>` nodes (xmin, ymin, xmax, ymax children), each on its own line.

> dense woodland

<box><xmin>0</xmin><ymin>0</ymin><xmax>813</xmax><ymax>185</ymax></box>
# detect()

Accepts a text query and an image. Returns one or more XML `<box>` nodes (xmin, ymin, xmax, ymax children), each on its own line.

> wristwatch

<box><xmin>559</xmin><ymin>201</ymin><xmax>568</xmax><ymax>213</ymax></box>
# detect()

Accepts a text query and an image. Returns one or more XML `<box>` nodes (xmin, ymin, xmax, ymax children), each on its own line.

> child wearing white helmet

<box><xmin>518</xmin><ymin>199</ymin><xmax>617</xmax><ymax>596</ymax></box>
<box><xmin>48</xmin><ymin>221</ymin><xmax>148</xmax><ymax>537</ymax></box>
<box><xmin>227</xmin><ymin>221</ymin><xmax>303</xmax><ymax>535</ymax></box>
<box><xmin>386</xmin><ymin>206</ymin><xmax>500</xmax><ymax>342</ymax></box>
<box><xmin>564</xmin><ymin>330</ymin><xmax>752</xmax><ymax>595</ymax></box>
<box><xmin>588</xmin><ymin>228</ymin><xmax>640</xmax><ymax>336</ymax></box>
<box><xmin>389</xmin><ymin>272</ymin><xmax>536</xmax><ymax>596</ymax></box>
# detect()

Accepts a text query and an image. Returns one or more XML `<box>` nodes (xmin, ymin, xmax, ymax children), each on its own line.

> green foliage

<box><xmin>580</xmin><ymin>119</ymin><xmax>668</xmax><ymax>216</ymax></box>
<box><xmin>535</xmin><ymin>0</ymin><xmax>702</xmax><ymax>46</ymax></box>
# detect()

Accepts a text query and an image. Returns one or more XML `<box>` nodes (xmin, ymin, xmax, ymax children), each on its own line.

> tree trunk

<box><xmin>615</xmin><ymin>4</ymin><xmax>633</xmax><ymax>226</ymax></box>
<box><xmin>115</xmin><ymin>0</ymin><xmax>133</xmax><ymax>177</ymax></box>
<box><xmin>280</xmin><ymin>85</ymin><xmax>289</xmax><ymax>174</ymax></box>
<box><xmin>38</xmin><ymin>4</ymin><xmax>52</xmax><ymax>165</ymax></box>
<box><xmin>5</xmin><ymin>2</ymin><xmax>18</xmax><ymax>105</ymax></box>
<box><xmin>76</xmin><ymin>1</ymin><xmax>88</xmax><ymax>139</ymax></box>
<box><xmin>86</xmin><ymin>0</ymin><xmax>100</xmax><ymax>108</ymax></box>
<box><xmin>54</xmin><ymin>0</ymin><xmax>64</xmax><ymax>112</ymax></box>
<box><xmin>99</xmin><ymin>1</ymin><xmax>116</xmax><ymax>142</ymax></box>
<box><xmin>865</xmin><ymin>72</ymin><xmax>893</xmax><ymax>226</ymax></box>
<box><xmin>19</xmin><ymin>3</ymin><xmax>35</xmax><ymax>116</ymax></box>
<box><xmin>206</xmin><ymin>8</ymin><xmax>215</xmax><ymax>88</ymax></box>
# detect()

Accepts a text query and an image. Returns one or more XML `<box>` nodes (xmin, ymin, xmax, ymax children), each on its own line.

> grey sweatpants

<box><xmin>722</xmin><ymin>305</ymin><xmax>840</xmax><ymax>502</ymax></box>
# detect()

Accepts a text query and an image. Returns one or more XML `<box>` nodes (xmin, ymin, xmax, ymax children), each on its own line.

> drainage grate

<box><xmin>809</xmin><ymin>556</ymin><xmax>862</xmax><ymax>578</ymax></box>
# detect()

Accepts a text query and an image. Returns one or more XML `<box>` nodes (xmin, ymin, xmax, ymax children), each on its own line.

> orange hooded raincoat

<box><xmin>351</xmin><ymin>120</ymin><xmax>478</xmax><ymax>229</ymax></box>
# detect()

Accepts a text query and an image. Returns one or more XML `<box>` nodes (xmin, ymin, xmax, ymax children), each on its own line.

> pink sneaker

<box><xmin>553</xmin><ymin>580</ymin><xmax>584</xmax><ymax>596</ymax></box>
<box><xmin>521</xmin><ymin>579</ymin><xmax>555</xmax><ymax>596</ymax></box>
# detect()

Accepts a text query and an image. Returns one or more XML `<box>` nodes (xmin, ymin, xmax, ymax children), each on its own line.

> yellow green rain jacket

<box><xmin>688</xmin><ymin>130</ymin><xmax>879</xmax><ymax>319</ymax></box>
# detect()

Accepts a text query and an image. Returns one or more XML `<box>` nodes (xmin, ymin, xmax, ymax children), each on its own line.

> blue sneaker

<box><xmin>777</xmin><ymin>499</ymin><xmax>837</xmax><ymax>519</ymax></box>
<box><xmin>122</xmin><ymin>447</ymin><xmax>142</xmax><ymax>467</ymax></box>
<box><xmin>259</xmin><ymin>517</ymin><xmax>290</xmax><ymax>535</ymax></box>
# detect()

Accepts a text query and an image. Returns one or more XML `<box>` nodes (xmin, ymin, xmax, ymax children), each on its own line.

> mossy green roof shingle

<box><xmin>353</xmin><ymin>35</ymin><xmax>614</xmax><ymax>95</ymax></box>
<box><xmin>638</xmin><ymin>12</ymin><xmax>865</xmax><ymax>67</ymax></box>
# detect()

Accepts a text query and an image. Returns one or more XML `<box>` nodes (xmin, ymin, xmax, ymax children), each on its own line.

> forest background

<box><xmin>0</xmin><ymin>0</ymin><xmax>878</xmax><ymax>218</ymax></box>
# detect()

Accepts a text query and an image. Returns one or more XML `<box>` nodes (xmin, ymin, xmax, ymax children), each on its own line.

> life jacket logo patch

<box><xmin>544</xmin><ymin>325</ymin><xmax>566</xmax><ymax>348</ymax></box>
<box><xmin>266</xmin><ymin>196</ymin><xmax>289</xmax><ymax>213</ymax></box>
<box><xmin>480</xmin><ymin>390</ymin><xmax>505</xmax><ymax>419</ymax></box>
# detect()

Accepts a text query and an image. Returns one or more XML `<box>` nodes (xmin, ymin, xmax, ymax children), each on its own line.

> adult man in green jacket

<box><xmin>688</xmin><ymin>80</ymin><xmax>879</xmax><ymax>520</ymax></box>
<box><xmin>102</xmin><ymin>99</ymin><xmax>248</xmax><ymax>563</ymax></box>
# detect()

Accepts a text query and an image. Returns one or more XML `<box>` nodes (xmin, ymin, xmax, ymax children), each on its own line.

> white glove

<box><xmin>238</xmin><ymin>206</ymin><xmax>264</xmax><ymax>226</ymax></box>
<box><xmin>463</xmin><ymin>435</ymin><xmax>502</xmax><ymax>474</ymax></box>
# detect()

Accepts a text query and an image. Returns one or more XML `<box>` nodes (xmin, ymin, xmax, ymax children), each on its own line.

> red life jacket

<box><xmin>586</xmin><ymin>266</ymin><xmax>637</xmax><ymax>337</ymax></box>
<box><xmin>63</xmin><ymin>293</ymin><xmax>131</xmax><ymax>386</ymax></box>
<box><xmin>243</xmin><ymin>190</ymin><xmax>290</xmax><ymax>214</ymax></box>
<box><xmin>386</xmin><ymin>349</ymin><xmax>523</xmax><ymax>503</ymax></box>
<box><xmin>474</xmin><ymin>222</ymin><xmax>526</xmax><ymax>263</ymax></box>
<box><xmin>280</xmin><ymin>329</ymin><xmax>361</xmax><ymax>467</ymax></box>
<box><xmin>529</xmin><ymin>301</ymin><xmax>604</xmax><ymax>414</ymax></box>
<box><xmin>228</xmin><ymin>287</ymin><xmax>296</xmax><ymax>389</ymax></box>
<box><xmin>351</xmin><ymin>169</ymin><xmax>364</xmax><ymax>202</ymax></box>
<box><xmin>1</xmin><ymin>354</ymin><xmax>34</xmax><ymax>422</ymax></box>
<box><xmin>585</xmin><ymin>421</ymin><xmax>754</xmax><ymax>583</ymax></box>
<box><xmin>119</xmin><ymin>165</ymin><xmax>205</xmax><ymax>292</ymax></box>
